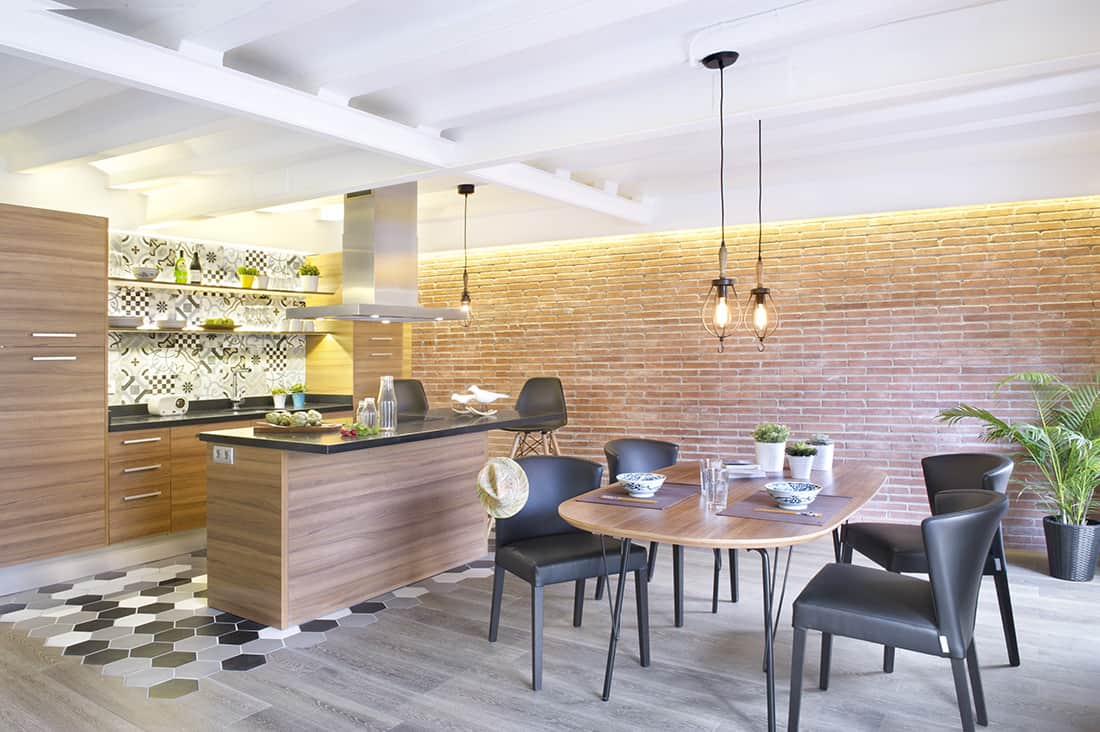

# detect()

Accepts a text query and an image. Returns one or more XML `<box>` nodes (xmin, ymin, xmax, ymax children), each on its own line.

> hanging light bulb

<box><xmin>745</xmin><ymin>119</ymin><xmax>779</xmax><ymax>351</ymax></box>
<box><xmin>457</xmin><ymin>183</ymin><xmax>475</xmax><ymax>327</ymax></box>
<box><xmin>700</xmin><ymin>50</ymin><xmax>741</xmax><ymax>353</ymax></box>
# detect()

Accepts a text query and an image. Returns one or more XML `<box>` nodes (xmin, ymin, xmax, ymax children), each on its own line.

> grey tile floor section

<box><xmin>0</xmin><ymin>549</ymin><xmax>494</xmax><ymax>700</ymax></box>
<box><xmin>0</xmin><ymin>540</ymin><xmax>1097</xmax><ymax>730</ymax></box>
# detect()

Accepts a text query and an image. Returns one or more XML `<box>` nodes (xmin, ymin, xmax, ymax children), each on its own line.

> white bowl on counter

<box><xmin>616</xmin><ymin>472</ymin><xmax>667</xmax><ymax>498</ymax></box>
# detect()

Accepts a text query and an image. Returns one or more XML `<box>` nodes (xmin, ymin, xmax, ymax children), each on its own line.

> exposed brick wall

<box><xmin>412</xmin><ymin>196</ymin><xmax>1100</xmax><ymax>550</ymax></box>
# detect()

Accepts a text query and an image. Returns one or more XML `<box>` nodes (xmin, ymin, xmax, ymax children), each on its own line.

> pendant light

<box><xmin>457</xmin><ymin>183</ymin><xmax>475</xmax><ymax>327</ymax></box>
<box><xmin>700</xmin><ymin>50</ymin><xmax>740</xmax><ymax>353</ymax></box>
<box><xmin>745</xmin><ymin>119</ymin><xmax>778</xmax><ymax>351</ymax></box>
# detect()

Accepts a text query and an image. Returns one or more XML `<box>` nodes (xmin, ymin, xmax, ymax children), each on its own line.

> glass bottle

<box><xmin>174</xmin><ymin>250</ymin><xmax>188</xmax><ymax>284</ymax></box>
<box><xmin>377</xmin><ymin>376</ymin><xmax>397</xmax><ymax>432</ymax></box>
<box><xmin>357</xmin><ymin>397</ymin><xmax>378</xmax><ymax>429</ymax></box>
<box><xmin>188</xmin><ymin>251</ymin><xmax>203</xmax><ymax>284</ymax></box>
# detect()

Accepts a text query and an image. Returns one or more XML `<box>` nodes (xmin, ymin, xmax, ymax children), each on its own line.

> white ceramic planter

<box><xmin>788</xmin><ymin>454</ymin><xmax>815</xmax><ymax>480</ymax></box>
<box><xmin>812</xmin><ymin>443</ymin><xmax>835</xmax><ymax>471</ymax></box>
<box><xmin>272</xmin><ymin>394</ymin><xmax>287</xmax><ymax>409</ymax></box>
<box><xmin>755</xmin><ymin>441</ymin><xmax>787</xmax><ymax>473</ymax></box>
<box><xmin>299</xmin><ymin>275</ymin><xmax>319</xmax><ymax>292</ymax></box>
<box><xmin>256</xmin><ymin>275</ymin><xmax>270</xmax><ymax>289</ymax></box>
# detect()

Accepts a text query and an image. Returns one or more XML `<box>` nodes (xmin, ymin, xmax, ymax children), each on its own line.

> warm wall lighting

<box><xmin>745</xmin><ymin>120</ymin><xmax>778</xmax><ymax>351</ymax></box>
<box><xmin>700</xmin><ymin>50</ymin><xmax>741</xmax><ymax>353</ymax></box>
<box><xmin>457</xmin><ymin>183</ymin><xmax>475</xmax><ymax>327</ymax></box>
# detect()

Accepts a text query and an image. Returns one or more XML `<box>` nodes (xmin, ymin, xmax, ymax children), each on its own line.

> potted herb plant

<box><xmin>938</xmin><ymin>371</ymin><xmax>1100</xmax><ymax>582</ymax></box>
<box><xmin>809</xmin><ymin>433</ymin><xmax>835</xmax><ymax>471</ymax></box>
<box><xmin>298</xmin><ymin>262</ymin><xmax>320</xmax><ymax>292</ymax></box>
<box><xmin>786</xmin><ymin>441</ymin><xmax>818</xmax><ymax>480</ymax></box>
<box><xmin>289</xmin><ymin>382</ymin><xmax>307</xmax><ymax>409</ymax></box>
<box><xmin>753</xmin><ymin>422</ymin><xmax>790</xmax><ymax>473</ymax></box>
<box><xmin>271</xmin><ymin>386</ymin><xmax>287</xmax><ymax>409</ymax></box>
<box><xmin>237</xmin><ymin>265</ymin><xmax>258</xmax><ymax>288</ymax></box>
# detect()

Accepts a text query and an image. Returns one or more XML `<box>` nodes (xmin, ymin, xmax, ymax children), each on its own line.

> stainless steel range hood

<box><xmin>287</xmin><ymin>182</ymin><xmax>466</xmax><ymax>322</ymax></box>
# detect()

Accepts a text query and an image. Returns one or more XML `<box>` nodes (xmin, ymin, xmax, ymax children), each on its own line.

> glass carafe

<box><xmin>357</xmin><ymin>397</ymin><xmax>378</xmax><ymax>429</ymax></box>
<box><xmin>377</xmin><ymin>376</ymin><xmax>397</xmax><ymax>431</ymax></box>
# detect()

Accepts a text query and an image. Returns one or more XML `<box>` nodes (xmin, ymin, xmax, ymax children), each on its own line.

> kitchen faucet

<box><xmin>231</xmin><ymin>366</ymin><xmax>252</xmax><ymax>410</ymax></box>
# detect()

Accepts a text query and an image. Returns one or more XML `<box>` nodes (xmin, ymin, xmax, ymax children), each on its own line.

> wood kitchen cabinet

<box><xmin>170</xmin><ymin>421</ymin><xmax>240</xmax><ymax>533</ymax></box>
<box><xmin>0</xmin><ymin>204</ymin><xmax>107</xmax><ymax>568</ymax></box>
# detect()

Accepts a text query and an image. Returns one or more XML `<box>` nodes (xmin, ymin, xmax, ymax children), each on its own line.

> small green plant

<box><xmin>753</xmin><ymin>422</ymin><xmax>790</xmax><ymax>443</ymax></box>
<box><xmin>298</xmin><ymin>262</ymin><xmax>320</xmax><ymax>277</ymax></box>
<box><xmin>271</xmin><ymin>387</ymin><xmax>286</xmax><ymax>395</ymax></box>
<box><xmin>237</xmin><ymin>265</ymin><xmax>259</xmax><ymax>276</ymax></box>
<box><xmin>786</xmin><ymin>441</ymin><xmax>818</xmax><ymax>457</ymax></box>
<box><xmin>809</xmin><ymin>433</ymin><xmax>833</xmax><ymax>445</ymax></box>
<box><xmin>289</xmin><ymin>383</ymin><xmax>306</xmax><ymax>393</ymax></box>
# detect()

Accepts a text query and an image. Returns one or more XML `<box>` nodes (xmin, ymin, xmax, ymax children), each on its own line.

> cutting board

<box><xmin>253</xmin><ymin>421</ymin><xmax>342</xmax><ymax>433</ymax></box>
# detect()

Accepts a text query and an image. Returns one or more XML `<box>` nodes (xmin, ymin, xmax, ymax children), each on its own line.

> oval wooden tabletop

<box><xmin>558</xmin><ymin>462</ymin><xmax>887</xmax><ymax>550</ymax></box>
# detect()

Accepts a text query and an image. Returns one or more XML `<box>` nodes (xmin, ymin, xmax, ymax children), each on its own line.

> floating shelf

<box><xmin>108</xmin><ymin>277</ymin><xmax>335</xmax><ymax>297</ymax></box>
<box><xmin>109</xmin><ymin>327</ymin><xmax>331</xmax><ymax>337</ymax></box>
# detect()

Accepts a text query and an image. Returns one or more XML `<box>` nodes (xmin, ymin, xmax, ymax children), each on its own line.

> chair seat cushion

<box><xmin>844</xmin><ymin>522</ymin><xmax>929</xmax><ymax>573</ymax></box>
<box><xmin>501</xmin><ymin>420</ymin><xmax>566</xmax><ymax>433</ymax></box>
<box><xmin>496</xmin><ymin>533</ymin><xmax>647</xmax><ymax>587</ymax></box>
<box><xmin>793</xmin><ymin>563</ymin><xmax>944</xmax><ymax>656</ymax></box>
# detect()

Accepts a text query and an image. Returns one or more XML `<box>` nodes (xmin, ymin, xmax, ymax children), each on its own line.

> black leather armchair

<box><xmin>790</xmin><ymin>490</ymin><xmax>1009</xmax><ymax>732</ymax></box>
<box><xmin>489</xmin><ymin>455</ymin><xmax>649</xmax><ymax>690</ymax></box>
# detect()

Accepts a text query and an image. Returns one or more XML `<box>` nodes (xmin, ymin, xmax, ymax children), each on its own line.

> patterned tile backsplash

<box><xmin>107</xmin><ymin>233</ymin><xmax>312</xmax><ymax>406</ymax></box>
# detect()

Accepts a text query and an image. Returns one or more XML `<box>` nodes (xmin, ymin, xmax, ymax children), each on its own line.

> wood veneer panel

<box><xmin>352</xmin><ymin>322</ymin><xmax>406</xmax><ymax>404</ymax></box>
<box><xmin>303</xmin><ymin>251</ymin><xmax>354</xmax><ymax>395</ymax></box>
<box><xmin>283</xmin><ymin>432</ymin><xmax>488</xmax><ymax>626</ymax></box>
<box><xmin>206</xmin><ymin>445</ymin><xmax>288</xmax><ymax>628</ymax></box>
<box><xmin>169</xmin><ymin>420</ymin><xmax>236</xmax><ymax>533</ymax></box>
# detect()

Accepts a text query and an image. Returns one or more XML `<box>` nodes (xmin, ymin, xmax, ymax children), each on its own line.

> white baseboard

<box><xmin>0</xmin><ymin>530</ymin><xmax>206</xmax><ymax>597</ymax></box>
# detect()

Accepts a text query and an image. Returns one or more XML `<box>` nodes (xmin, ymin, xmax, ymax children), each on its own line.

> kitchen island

<box><xmin>198</xmin><ymin>408</ymin><xmax>554</xmax><ymax>628</ymax></box>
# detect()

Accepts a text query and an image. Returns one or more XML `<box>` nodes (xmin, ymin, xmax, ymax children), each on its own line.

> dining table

<box><xmin>558</xmin><ymin>461</ymin><xmax>886</xmax><ymax>732</ymax></box>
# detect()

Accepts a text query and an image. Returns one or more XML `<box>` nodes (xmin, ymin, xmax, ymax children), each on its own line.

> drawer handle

<box><xmin>122</xmin><ymin>463</ymin><xmax>162</xmax><ymax>474</ymax></box>
<box><xmin>370</xmin><ymin>352</ymin><xmax>392</xmax><ymax>357</ymax></box>
<box><xmin>32</xmin><ymin>332</ymin><xmax>78</xmax><ymax>338</ymax></box>
<box><xmin>123</xmin><ymin>491</ymin><xmax>162</xmax><ymax>502</ymax></box>
<box><xmin>369</xmin><ymin>336</ymin><xmax>393</xmax><ymax>341</ymax></box>
<box><xmin>122</xmin><ymin>437</ymin><xmax>162</xmax><ymax>445</ymax></box>
<box><xmin>32</xmin><ymin>355</ymin><xmax>77</xmax><ymax>361</ymax></box>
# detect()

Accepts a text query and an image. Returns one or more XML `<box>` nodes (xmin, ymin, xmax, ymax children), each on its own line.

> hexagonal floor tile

<box><xmin>82</xmin><ymin>600</ymin><xmax>119</xmax><ymax>613</ymax></box>
<box><xmin>101</xmin><ymin>656</ymin><xmax>151</xmax><ymax>678</ymax></box>
<box><xmin>37</xmin><ymin>583</ymin><xmax>73</xmax><ymax>594</ymax></box>
<box><xmin>41</xmin><ymin>605</ymin><xmax>82</xmax><ymax>619</ymax></box>
<box><xmin>45</xmin><ymin>631</ymin><xmax>93</xmax><ymax>648</ymax></box>
<box><xmin>98</xmin><ymin>607</ymin><xmax>137</xmax><ymax>620</ymax></box>
<box><xmin>195</xmin><ymin>644</ymin><xmax>240</xmax><ymax>663</ymax></box>
<box><xmin>240</xmin><ymin>638</ymin><xmax>283</xmax><ymax>655</ymax></box>
<box><xmin>2</xmin><ymin>609</ymin><xmax>43</xmax><ymax>623</ymax></box>
<box><xmin>159</xmin><ymin>578</ymin><xmax>190</xmax><ymax>588</ymax></box>
<box><xmin>282</xmin><ymin>632</ymin><xmax>326</xmax><ymax>649</ymax></box>
<box><xmin>154</xmin><ymin>609</ymin><xmax>193</xmax><ymax>623</ymax></box>
<box><xmin>316</xmin><ymin>609</ymin><xmax>349</xmax><ymax>621</ymax></box>
<box><xmin>123</xmin><ymin>667</ymin><xmax>174</xmax><ymax>689</ymax></box>
<box><xmin>173</xmin><ymin>598</ymin><xmax>207</xmax><ymax>611</ymax></box>
<box><xmin>135</xmin><ymin>621</ymin><xmax>173</xmax><ymax>635</ymax></box>
<box><xmin>195</xmin><ymin>622</ymin><xmax>235</xmax><ymax>637</ymax></box>
<box><xmin>63</xmin><ymin>640</ymin><xmax>109</xmax><ymax>656</ymax></box>
<box><xmin>348</xmin><ymin>601</ymin><xmax>386</xmax><ymax>614</ymax></box>
<box><xmin>130</xmin><ymin>642</ymin><xmax>174</xmax><ymax>659</ymax></box>
<box><xmin>298</xmin><ymin>620</ymin><xmax>337</xmax><ymax>633</ymax></box>
<box><xmin>84</xmin><ymin>648</ymin><xmax>129</xmax><ymax>666</ymax></box>
<box><xmin>59</xmin><ymin>611</ymin><xmax>99</xmax><ymax>625</ymax></box>
<box><xmin>28</xmin><ymin>625</ymin><xmax>71</xmax><ymax>641</ymax></box>
<box><xmin>140</xmin><ymin>586</ymin><xmax>175</xmax><ymax>597</ymax></box>
<box><xmin>118</xmin><ymin>596</ymin><xmax>158</xmax><ymax>609</ymax></box>
<box><xmin>149</xmin><ymin>678</ymin><xmax>200</xmax><ymax>699</ymax></box>
<box><xmin>141</xmin><ymin>603</ymin><xmax>175</xmax><ymax>615</ymax></box>
<box><xmin>382</xmin><ymin>598</ymin><xmax>420</xmax><ymax>610</ymax></box>
<box><xmin>392</xmin><ymin>587</ymin><xmax>428</xmax><ymax>599</ymax></box>
<box><xmin>431</xmin><ymin>573</ymin><xmax>466</xmax><ymax>584</ymax></box>
<box><xmin>172</xmin><ymin>634</ymin><xmax>218</xmax><ymax>653</ymax></box>
<box><xmin>65</xmin><ymin>594</ymin><xmax>102</xmax><ymax>606</ymax></box>
<box><xmin>173</xmin><ymin>659</ymin><xmax>222</xmax><ymax>679</ymax></box>
<box><xmin>257</xmin><ymin>626</ymin><xmax>300</xmax><ymax>640</ymax></box>
<box><xmin>109</xmin><ymin>634</ymin><xmax>154</xmax><ymax>650</ymax></box>
<box><xmin>94</xmin><ymin>571</ymin><xmax>126</xmax><ymax>581</ymax></box>
<box><xmin>74</xmin><ymin>619</ymin><xmax>113</xmax><ymax>633</ymax></box>
<box><xmin>175</xmin><ymin>615</ymin><xmax>214</xmax><ymax>629</ymax></box>
<box><xmin>114</xmin><ymin>614</ymin><xmax>157</xmax><ymax>628</ymax></box>
<box><xmin>90</xmin><ymin>626</ymin><xmax>133</xmax><ymax>642</ymax></box>
<box><xmin>463</xmin><ymin>568</ymin><xmax>494</xmax><ymax>579</ymax></box>
<box><xmin>213</xmin><ymin>612</ymin><xmax>245</xmax><ymax>623</ymax></box>
<box><xmin>13</xmin><ymin>616</ymin><xmax>54</xmax><ymax>633</ymax></box>
<box><xmin>151</xmin><ymin>651</ymin><xmax>196</xmax><ymax>668</ymax></box>
<box><xmin>221</xmin><ymin>654</ymin><xmax>266</xmax><ymax>672</ymax></box>
<box><xmin>335</xmin><ymin>613</ymin><xmax>378</xmax><ymax>629</ymax></box>
<box><xmin>218</xmin><ymin>630</ymin><xmax>259</xmax><ymax>645</ymax></box>
<box><xmin>236</xmin><ymin>619</ymin><xmax>266</xmax><ymax>631</ymax></box>
<box><xmin>154</xmin><ymin>628</ymin><xmax>194</xmax><ymax>643</ymax></box>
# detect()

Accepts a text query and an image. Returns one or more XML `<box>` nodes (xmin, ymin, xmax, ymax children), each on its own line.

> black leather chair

<box><xmin>489</xmin><ymin>455</ymin><xmax>649</xmax><ymax>690</ymax></box>
<box><xmin>503</xmin><ymin>377</ymin><xmax>568</xmax><ymax>457</ymax></box>
<box><xmin>601</xmin><ymin>439</ymin><xmax>738</xmax><ymax>626</ymax></box>
<box><xmin>790</xmin><ymin>490</ymin><xmax>1008</xmax><ymax>732</ymax></box>
<box><xmin>841</xmin><ymin>453</ymin><xmax>1018</xmax><ymax>669</ymax></box>
<box><xmin>393</xmin><ymin>378</ymin><xmax>429</xmax><ymax>418</ymax></box>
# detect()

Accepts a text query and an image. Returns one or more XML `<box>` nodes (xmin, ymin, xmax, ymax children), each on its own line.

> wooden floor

<box><xmin>1</xmin><ymin>539</ymin><xmax>1097</xmax><ymax>731</ymax></box>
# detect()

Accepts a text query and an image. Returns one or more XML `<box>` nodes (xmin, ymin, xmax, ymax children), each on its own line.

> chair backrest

<box><xmin>604</xmin><ymin>438</ymin><xmax>679</xmax><ymax>481</ymax></box>
<box><xmin>922</xmin><ymin>490</ymin><xmax>1008</xmax><ymax>657</ymax></box>
<box><xmin>921</xmin><ymin>453</ymin><xmax>1013</xmax><ymax>510</ymax></box>
<box><xmin>496</xmin><ymin>456</ymin><xmax>602</xmax><ymax>548</ymax></box>
<box><xmin>393</xmin><ymin>378</ymin><xmax>429</xmax><ymax>418</ymax></box>
<box><xmin>514</xmin><ymin>377</ymin><xmax>568</xmax><ymax>429</ymax></box>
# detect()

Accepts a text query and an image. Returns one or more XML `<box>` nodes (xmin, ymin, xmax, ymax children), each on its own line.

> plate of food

<box><xmin>254</xmin><ymin>410</ymin><xmax>341</xmax><ymax>432</ymax></box>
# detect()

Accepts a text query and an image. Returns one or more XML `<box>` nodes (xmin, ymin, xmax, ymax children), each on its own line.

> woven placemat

<box><xmin>719</xmin><ymin>491</ymin><xmax>852</xmax><ymax>526</ymax></box>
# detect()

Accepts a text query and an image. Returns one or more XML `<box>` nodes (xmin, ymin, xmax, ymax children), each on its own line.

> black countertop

<box><xmin>108</xmin><ymin>395</ymin><xmax>354</xmax><ymax>432</ymax></box>
<box><xmin>197</xmin><ymin>408</ymin><xmax>556</xmax><ymax>454</ymax></box>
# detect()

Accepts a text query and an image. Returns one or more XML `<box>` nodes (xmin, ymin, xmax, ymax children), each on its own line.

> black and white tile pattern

<box><xmin>0</xmin><ymin>552</ymin><xmax>494</xmax><ymax>700</ymax></box>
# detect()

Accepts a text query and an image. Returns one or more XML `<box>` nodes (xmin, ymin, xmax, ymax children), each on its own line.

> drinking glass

<box><xmin>699</xmin><ymin>457</ymin><xmax>727</xmax><ymax>512</ymax></box>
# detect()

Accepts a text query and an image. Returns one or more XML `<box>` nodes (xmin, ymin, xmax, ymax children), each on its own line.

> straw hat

<box><xmin>477</xmin><ymin>457</ymin><xmax>529</xmax><ymax>519</ymax></box>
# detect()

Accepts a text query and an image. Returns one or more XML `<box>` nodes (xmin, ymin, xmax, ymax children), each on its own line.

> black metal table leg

<box><xmin>601</xmin><ymin>538</ymin><xmax>632</xmax><ymax>701</ymax></box>
<box><xmin>751</xmin><ymin>548</ymin><xmax>777</xmax><ymax>732</ymax></box>
<box><xmin>832</xmin><ymin>527</ymin><xmax>842</xmax><ymax>562</ymax></box>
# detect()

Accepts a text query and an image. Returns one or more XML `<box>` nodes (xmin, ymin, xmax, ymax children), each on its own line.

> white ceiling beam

<box><xmin>0</xmin><ymin>89</ymin><xmax>227</xmax><ymax>171</ymax></box>
<box><xmin>471</xmin><ymin>163</ymin><xmax>651</xmax><ymax>224</ymax></box>
<box><xmin>180</xmin><ymin>0</ymin><xmax>364</xmax><ymax>54</ymax></box>
<box><xmin>0</xmin><ymin>73</ymin><xmax>121</xmax><ymax>134</ymax></box>
<box><xmin>0</xmin><ymin>6</ymin><xmax>455</xmax><ymax>166</ymax></box>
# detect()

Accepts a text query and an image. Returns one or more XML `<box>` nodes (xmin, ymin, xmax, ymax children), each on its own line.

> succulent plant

<box><xmin>289</xmin><ymin>383</ymin><xmax>306</xmax><ymax>393</ymax></box>
<box><xmin>809</xmin><ymin>433</ymin><xmax>834</xmax><ymax>445</ymax></box>
<box><xmin>298</xmin><ymin>262</ymin><xmax>320</xmax><ymax>276</ymax></box>
<box><xmin>752</xmin><ymin>422</ymin><xmax>790</xmax><ymax>443</ymax></box>
<box><xmin>237</xmin><ymin>265</ymin><xmax>259</xmax><ymax>276</ymax></box>
<box><xmin>786</xmin><ymin>441</ymin><xmax>818</xmax><ymax>457</ymax></box>
<box><xmin>271</xmin><ymin>387</ymin><xmax>286</xmax><ymax>395</ymax></box>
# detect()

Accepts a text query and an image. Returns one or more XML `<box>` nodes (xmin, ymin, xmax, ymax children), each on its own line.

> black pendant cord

<box><xmin>462</xmin><ymin>194</ymin><xmax>469</xmax><ymax>281</ymax></box>
<box><xmin>719</xmin><ymin>64</ymin><xmax>726</xmax><ymax>256</ymax></box>
<box><xmin>757</xmin><ymin>118</ymin><xmax>763</xmax><ymax>271</ymax></box>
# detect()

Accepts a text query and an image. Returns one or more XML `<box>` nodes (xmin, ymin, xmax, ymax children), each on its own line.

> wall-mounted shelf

<box><xmin>108</xmin><ymin>277</ymin><xmax>335</xmax><ymax>297</ymax></box>
<box><xmin>109</xmin><ymin>327</ymin><xmax>330</xmax><ymax>337</ymax></box>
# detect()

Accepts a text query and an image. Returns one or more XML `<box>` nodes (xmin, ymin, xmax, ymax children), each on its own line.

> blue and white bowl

<box><xmin>616</xmin><ymin>472</ymin><xmax>667</xmax><ymax>498</ymax></box>
<box><xmin>765</xmin><ymin>481</ymin><xmax>822</xmax><ymax>511</ymax></box>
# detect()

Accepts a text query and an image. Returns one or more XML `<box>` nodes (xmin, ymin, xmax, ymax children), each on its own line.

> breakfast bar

<box><xmin>198</xmin><ymin>409</ymin><xmax>553</xmax><ymax>628</ymax></box>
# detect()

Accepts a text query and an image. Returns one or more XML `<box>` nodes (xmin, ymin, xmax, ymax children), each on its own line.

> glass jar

<box><xmin>377</xmin><ymin>376</ymin><xmax>397</xmax><ymax>431</ymax></box>
<box><xmin>357</xmin><ymin>397</ymin><xmax>378</xmax><ymax>429</ymax></box>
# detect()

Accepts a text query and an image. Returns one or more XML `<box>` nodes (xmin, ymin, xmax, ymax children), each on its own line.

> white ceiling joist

<box><xmin>472</xmin><ymin>163</ymin><xmax>652</xmax><ymax>224</ymax></box>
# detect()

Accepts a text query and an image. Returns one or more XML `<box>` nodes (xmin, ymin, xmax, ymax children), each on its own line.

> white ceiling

<box><xmin>0</xmin><ymin>0</ymin><xmax>1098</xmax><ymax>251</ymax></box>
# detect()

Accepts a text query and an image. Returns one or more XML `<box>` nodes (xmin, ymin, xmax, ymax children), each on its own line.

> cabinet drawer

<box><xmin>109</xmin><ymin>429</ymin><xmax>172</xmax><ymax>462</ymax></box>
<box><xmin>109</xmin><ymin>490</ymin><xmax>171</xmax><ymax>543</ymax></box>
<box><xmin>109</xmin><ymin>457</ymin><xmax>171</xmax><ymax>496</ymax></box>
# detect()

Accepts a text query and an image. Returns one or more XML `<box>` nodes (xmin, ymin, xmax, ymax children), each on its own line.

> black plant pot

<box><xmin>1043</xmin><ymin>516</ymin><xmax>1100</xmax><ymax>581</ymax></box>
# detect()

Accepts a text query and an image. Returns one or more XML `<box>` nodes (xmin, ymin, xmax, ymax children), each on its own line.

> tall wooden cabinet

<box><xmin>0</xmin><ymin>203</ymin><xmax>107</xmax><ymax>567</ymax></box>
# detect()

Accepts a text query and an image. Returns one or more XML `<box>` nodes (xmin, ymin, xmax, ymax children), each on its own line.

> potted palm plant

<box><xmin>938</xmin><ymin>371</ymin><xmax>1100</xmax><ymax>581</ymax></box>
<box><xmin>786</xmin><ymin>441</ymin><xmax>817</xmax><ymax>480</ymax></box>
<box><xmin>753</xmin><ymin>422</ymin><xmax>790</xmax><ymax>473</ymax></box>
